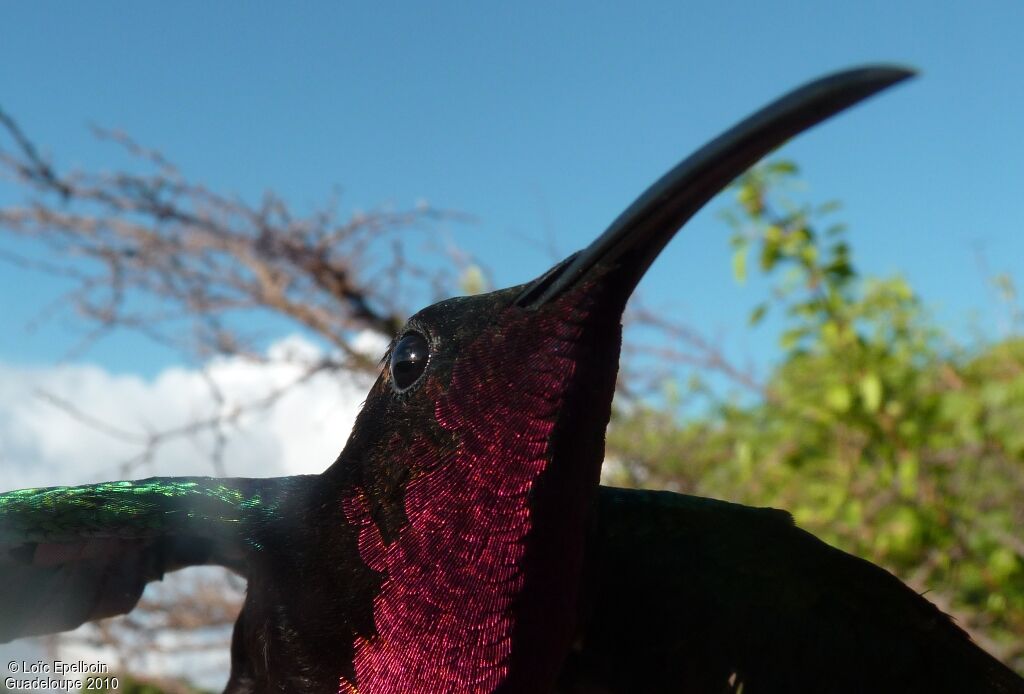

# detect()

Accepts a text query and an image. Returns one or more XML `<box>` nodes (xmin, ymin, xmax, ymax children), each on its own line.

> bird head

<box><xmin>329</xmin><ymin>66</ymin><xmax>914</xmax><ymax>693</ymax></box>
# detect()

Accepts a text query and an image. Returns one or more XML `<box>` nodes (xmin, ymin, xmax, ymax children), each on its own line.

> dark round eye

<box><xmin>390</xmin><ymin>331</ymin><xmax>430</xmax><ymax>392</ymax></box>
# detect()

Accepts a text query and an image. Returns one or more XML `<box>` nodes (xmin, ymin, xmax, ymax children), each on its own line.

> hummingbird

<box><xmin>2</xmin><ymin>66</ymin><xmax>1021</xmax><ymax>694</ymax></box>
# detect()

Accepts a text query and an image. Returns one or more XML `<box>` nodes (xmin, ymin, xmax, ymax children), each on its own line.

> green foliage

<box><xmin>606</xmin><ymin>160</ymin><xmax>1024</xmax><ymax>672</ymax></box>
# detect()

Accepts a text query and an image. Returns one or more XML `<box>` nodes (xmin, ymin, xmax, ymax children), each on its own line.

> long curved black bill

<box><xmin>515</xmin><ymin>65</ymin><xmax>915</xmax><ymax>308</ymax></box>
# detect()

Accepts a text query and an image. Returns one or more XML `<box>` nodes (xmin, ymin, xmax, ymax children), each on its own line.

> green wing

<box><xmin>563</xmin><ymin>487</ymin><xmax>1024</xmax><ymax>694</ymax></box>
<box><xmin>0</xmin><ymin>475</ymin><xmax>314</xmax><ymax>643</ymax></box>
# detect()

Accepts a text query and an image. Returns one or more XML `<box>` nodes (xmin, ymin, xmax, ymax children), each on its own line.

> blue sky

<box><xmin>1</xmin><ymin>2</ymin><xmax>1022</xmax><ymax>378</ymax></box>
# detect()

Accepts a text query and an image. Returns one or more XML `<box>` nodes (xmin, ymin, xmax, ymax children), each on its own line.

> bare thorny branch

<box><xmin>0</xmin><ymin>108</ymin><xmax>461</xmax><ymax>474</ymax></box>
<box><xmin>0</xmin><ymin>106</ymin><xmax>471</xmax><ymax>364</ymax></box>
<box><xmin>0</xmin><ymin>107</ymin><xmax>763</xmax><ymax>468</ymax></box>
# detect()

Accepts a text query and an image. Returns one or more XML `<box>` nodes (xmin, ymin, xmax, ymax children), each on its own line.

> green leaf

<box><xmin>816</xmin><ymin>199</ymin><xmax>842</xmax><ymax>215</ymax></box>
<box><xmin>732</xmin><ymin>248</ymin><xmax>748</xmax><ymax>284</ymax></box>
<box><xmin>748</xmin><ymin>302</ymin><xmax>768</xmax><ymax>326</ymax></box>
<box><xmin>766</xmin><ymin>159</ymin><xmax>798</xmax><ymax>175</ymax></box>
<box><xmin>820</xmin><ymin>320</ymin><xmax>841</xmax><ymax>345</ymax></box>
<box><xmin>825</xmin><ymin>384</ymin><xmax>852</xmax><ymax>412</ymax></box>
<box><xmin>988</xmin><ymin>547</ymin><xmax>1019</xmax><ymax>582</ymax></box>
<box><xmin>897</xmin><ymin>455</ymin><xmax>918</xmax><ymax>497</ymax></box>
<box><xmin>759</xmin><ymin>239</ymin><xmax>781</xmax><ymax>271</ymax></box>
<box><xmin>737</xmin><ymin>183</ymin><xmax>763</xmax><ymax>217</ymax></box>
<box><xmin>780</xmin><ymin>327</ymin><xmax>806</xmax><ymax>351</ymax></box>
<box><xmin>859</xmin><ymin>372</ymin><xmax>883</xmax><ymax>413</ymax></box>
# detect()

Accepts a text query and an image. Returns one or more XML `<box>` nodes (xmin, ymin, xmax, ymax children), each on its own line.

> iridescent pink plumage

<box><xmin>339</xmin><ymin>302</ymin><xmax>588</xmax><ymax>693</ymax></box>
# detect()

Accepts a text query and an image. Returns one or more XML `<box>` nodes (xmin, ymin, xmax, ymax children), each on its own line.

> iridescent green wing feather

<box><xmin>564</xmin><ymin>487</ymin><xmax>1024</xmax><ymax>694</ymax></box>
<box><xmin>0</xmin><ymin>475</ymin><xmax>314</xmax><ymax>643</ymax></box>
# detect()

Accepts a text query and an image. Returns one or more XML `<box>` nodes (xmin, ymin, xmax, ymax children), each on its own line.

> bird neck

<box><xmin>336</xmin><ymin>296</ymin><xmax>620</xmax><ymax>693</ymax></box>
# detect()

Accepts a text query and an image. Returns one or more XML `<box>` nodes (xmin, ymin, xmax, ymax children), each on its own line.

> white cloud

<box><xmin>0</xmin><ymin>334</ymin><xmax>377</xmax><ymax>489</ymax></box>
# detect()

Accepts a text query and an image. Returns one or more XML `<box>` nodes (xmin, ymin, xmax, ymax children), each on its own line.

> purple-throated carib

<box><xmin>2</xmin><ymin>66</ymin><xmax>1022</xmax><ymax>693</ymax></box>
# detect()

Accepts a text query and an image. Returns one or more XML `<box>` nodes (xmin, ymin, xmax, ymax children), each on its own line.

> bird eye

<box><xmin>390</xmin><ymin>331</ymin><xmax>430</xmax><ymax>392</ymax></box>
